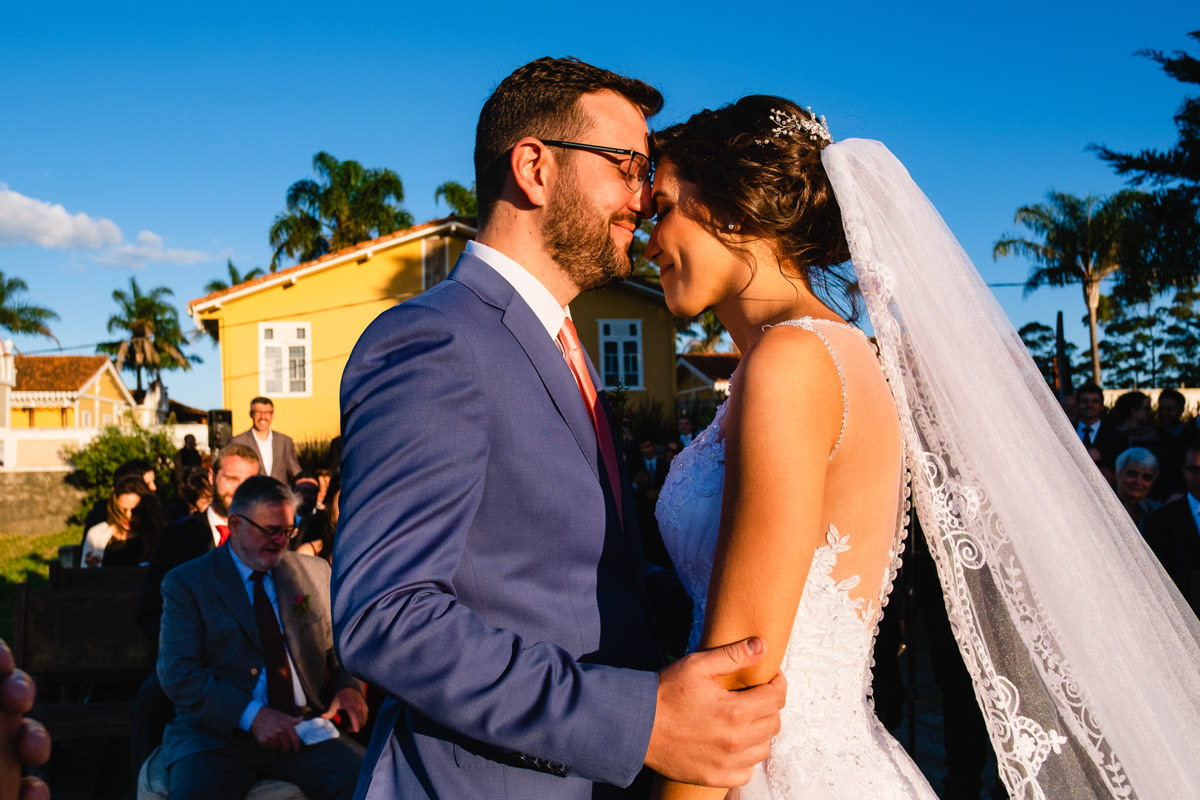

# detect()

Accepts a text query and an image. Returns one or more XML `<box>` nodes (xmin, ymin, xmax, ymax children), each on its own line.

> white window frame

<box><xmin>81</xmin><ymin>409</ymin><xmax>92</xmax><ymax>427</ymax></box>
<box><xmin>597</xmin><ymin>318</ymin><xmax>644</xmax><ymax>391</ymax></box>
<box><xmin>259</xmin><ymin>321</ymin><xmax>313</xmax><ymax>398</ymax></box>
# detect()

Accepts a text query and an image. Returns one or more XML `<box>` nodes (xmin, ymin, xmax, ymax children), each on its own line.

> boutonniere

<box><xmin>292</xmin><ymin>593</ymin><xmax>311</xmax><ymax>618</ymax></box>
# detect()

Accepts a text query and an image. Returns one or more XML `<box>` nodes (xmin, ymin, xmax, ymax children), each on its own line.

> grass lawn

<box><xmin>0</xmin><ymin>529</ymin><xmax>80</xmax><ymax>642</ymax></box>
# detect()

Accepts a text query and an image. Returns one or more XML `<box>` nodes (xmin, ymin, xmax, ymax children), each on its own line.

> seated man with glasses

<box><xmin>157</xmin><ymin>475</ymin><xmax>366</xmax><ymax>800</ymax></box>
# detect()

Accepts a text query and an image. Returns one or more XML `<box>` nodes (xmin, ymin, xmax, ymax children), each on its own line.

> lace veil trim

<box><xmin>823</xmin><ymin>139</ymin><xmax>1200</xmax><ymax>799</ymax></box>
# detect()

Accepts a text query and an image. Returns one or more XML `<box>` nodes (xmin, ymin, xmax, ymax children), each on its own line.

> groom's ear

<box><xmin>508</xmin><ymin>137</ymin><xmax>555</xmax><ymax>210</ymax></box>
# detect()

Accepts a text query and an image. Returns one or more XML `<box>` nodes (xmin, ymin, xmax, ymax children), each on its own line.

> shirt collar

<box><xmin>466</xmin><ymin>240</ymin><xmax>567</xmax><ymax>341</ymax></box>
<box><xmin>227</xmin><ymin>541</ymin><xmax>258</xmax><ymax>583</ymax></box>
<box><xmin>206</xmin><ymin>505</ymin><xmax>228</xmax><ymax>545</ymax></box>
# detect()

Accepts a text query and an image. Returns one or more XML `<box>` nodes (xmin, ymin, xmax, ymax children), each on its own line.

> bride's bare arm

<box><xmin>655</xmin><ymin>329</ymin><xmax>843</xmax><ymax>800</ymax></box>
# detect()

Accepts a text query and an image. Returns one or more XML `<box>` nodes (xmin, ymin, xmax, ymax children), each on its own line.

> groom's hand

<box><xmin>644</xmin><ymin>637</ymin><xmax>785</xmax><ymax>787</ymax></box>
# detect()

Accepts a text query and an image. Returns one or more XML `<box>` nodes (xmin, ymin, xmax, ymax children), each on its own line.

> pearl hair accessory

<box><xmin>755</xmin><ymin>107</ymin><xmax>832</xmax><ymax>145</ymax></box>
<box><xmin>727</xmin><ymin>222</ymin><xmax>736</xmax><ymax>231</ymax></box>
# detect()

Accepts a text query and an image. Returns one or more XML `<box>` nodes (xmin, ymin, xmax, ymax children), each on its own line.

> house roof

<box><xmin>188</xmin><ymin>215</ymin><xmax>476</xmax><ymax>315</ymax></box>
<box><xmin>12</xmin><ymin>355</ymin><xmax>111</xmax><ymax>392</ymax></box>
<box><xmin>679</xmin><ymin>352</ymin><xmax>740</xmax><ymax>382</ymax></box>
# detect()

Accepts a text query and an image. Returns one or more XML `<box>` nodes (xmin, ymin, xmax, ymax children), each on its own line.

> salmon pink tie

<box><xmin>216</xmin><ymin>524</ymin><xmax>230</xmax><ymax>547</ymax></box>
<box><xmin>557</xmin><ymin>318</ymin><xmax>623</xmax><ymax>524</ymax></box>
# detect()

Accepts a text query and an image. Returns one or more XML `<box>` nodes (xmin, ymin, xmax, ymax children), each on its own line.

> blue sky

<box><xmin>0</xmin><ymin>2</ymin><xmax>1194</xmax><ymax>411</ymax></box>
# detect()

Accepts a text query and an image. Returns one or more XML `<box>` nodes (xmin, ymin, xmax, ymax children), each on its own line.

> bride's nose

<box><xmin>645</xmin><ymin>225</ymin><xmax>662</xmax><ymax>263</ymax></box>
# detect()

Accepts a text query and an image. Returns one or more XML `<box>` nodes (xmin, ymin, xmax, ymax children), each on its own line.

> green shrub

<box><xmin>63</xmin><ymin>419</ymin><xmax>176</xmax><ymax>522</ymax></box>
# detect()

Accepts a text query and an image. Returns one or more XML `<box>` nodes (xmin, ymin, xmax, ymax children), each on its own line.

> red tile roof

<box><xmin>13</xmin><ymin>355</ymin><xmax>110</xmax><ymax>392</ymax></box>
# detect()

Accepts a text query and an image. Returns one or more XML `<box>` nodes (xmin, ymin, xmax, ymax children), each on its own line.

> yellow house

<box><xmin>189</xmin><ymin>217</ymin><xmax>679</xmax><ymax>443</ymax></box>
<box><xmin>8</xmin><ymin>355</ymin><xmax>134</xmax><ymax>429</ymax></box>
<box><xmin>0</xmin><ymin>352</ymin><xmax>136</xmax><ymax>469</ymax></box>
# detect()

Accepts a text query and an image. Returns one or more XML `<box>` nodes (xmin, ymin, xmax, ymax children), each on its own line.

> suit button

<box><xmin>250</xmin><ymin>668</ymin><xmax>259</xmax><ymax>675</ymax></box>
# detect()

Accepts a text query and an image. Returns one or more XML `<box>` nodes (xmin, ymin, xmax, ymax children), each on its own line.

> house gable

<box><xmin>189</xmin><ymin>218</ymin><xmax>475</xmax><ymax>441</ymax></box>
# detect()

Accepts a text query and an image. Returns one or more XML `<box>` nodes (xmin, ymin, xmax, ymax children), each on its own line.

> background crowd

<box><xmin>20</xmin><ymin>381</ymin><xmax>1200</xmax><ymax>799</ymax></box>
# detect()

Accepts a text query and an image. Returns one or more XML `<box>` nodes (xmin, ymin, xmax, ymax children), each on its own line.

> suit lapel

<box><xmin>451</xmin><ymin>254</ymin><xmax>601</xmax><ymax>479</ymax></box>
<box><xmin>212</xmin><ymin>546</ymin><xmax>259</xmax><ymax>646</ymax></box>
<box><xmin>271</xmin><ymin>554</ymin><xmax>320</xmax><ymax>706</ymax></box>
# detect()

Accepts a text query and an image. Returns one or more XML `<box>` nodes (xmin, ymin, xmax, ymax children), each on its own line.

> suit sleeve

<box><xmin>332</xmin><ymin>303</ymin><xmax>656</xmax><ymax>786</ymax></box>
<box><xmin>283</xmin><ymin>436</ymin><xmax>301</xmax><ymax>485</ymax></box>
<box><xmin>157</xmin><ymin>568</ymin><xmax>253</xmax><ymax>736</ymax></box>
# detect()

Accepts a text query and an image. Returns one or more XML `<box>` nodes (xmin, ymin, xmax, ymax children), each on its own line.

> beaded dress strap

<box><xmin>763</xmin><ymin>317</ymin><xmax>857</xmax><ymax>461</ymax></box>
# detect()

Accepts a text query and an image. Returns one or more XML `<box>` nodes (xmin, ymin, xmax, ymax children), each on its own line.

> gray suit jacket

<box><xmin>158</xmin><ymin>547</ymin><xmax>362</xmax><ymax>767</ymax></box>
<box><xmin>230</xmin><ymin>428</ymin><xmax>302</xmax><ymax>484</ymax></box>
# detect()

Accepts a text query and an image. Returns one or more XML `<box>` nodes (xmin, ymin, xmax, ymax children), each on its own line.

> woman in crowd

<box><xmin>82</xmin><ymin>476</ymin><xmax>162</xmax><ymax>567</ymax></box>
<box><xmin>1111</xmin><ymin>391</ymin><xmax>1158</xmax><ymax>449</ymax></box>
<box><xmin>1115</xmin><ymin>447</ymin><xmax>1162</xmax><ymax>530</ymax></box>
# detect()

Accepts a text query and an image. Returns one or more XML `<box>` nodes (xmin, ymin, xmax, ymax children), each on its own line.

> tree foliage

<box><xmin>63</xmin><ymin>417</ymin><xmax>176</xmax><ymax>521</ymax></box>
<box><xmin>97</xmin><ymin>277</ymin><xmax>198</xmax><ymax>391</ymax></box>
<box><xmin>434</xmin><ymin>180</ymin><xmax>477</xmax><ymax>218</ymax></box>
<box><xmin>1092</xmin><ymin>30</ymin><xmax>1200</xmax><ymax>288</ymax></box>
<box><xmin>204</xmin><ymin>258</ymin><xmax>265</xmax><ymax>294</ymax></box>
<box><xmin>0</xmin><ymin>270</ymin><xmax>59</xmax><ymax>345</ymax></box>
<box><xmin>994</xmin><ymin>190</ymin><xmax>1142</xmax><ymax>385</ymax></box>
<box><xmin>269</xmin><ymin>152</ymin><xmax>414</xmax><ymax>270</ymax></box>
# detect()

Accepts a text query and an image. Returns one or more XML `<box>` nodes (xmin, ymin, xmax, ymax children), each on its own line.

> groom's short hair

<box><xmin>474</xmin><ymin>56</ymin><xmax>662</xmax><ymax>227</ymax></box>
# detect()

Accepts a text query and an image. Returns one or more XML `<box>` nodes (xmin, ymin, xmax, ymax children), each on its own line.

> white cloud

<box><xmin>93</xmin><ymin>230</ymin><xmax>208</xmax><ymax>269</ymax></box>
<box><xmin>0</xmin><ymin>183</ymin><xmax>122</xmax><ymax>248</ymax></box>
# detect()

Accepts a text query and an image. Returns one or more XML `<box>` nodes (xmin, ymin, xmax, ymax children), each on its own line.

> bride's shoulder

<box><xmin>736</xmin><ymin>324</ymin><xmax>843</xmax><ymax>408</ymax></box>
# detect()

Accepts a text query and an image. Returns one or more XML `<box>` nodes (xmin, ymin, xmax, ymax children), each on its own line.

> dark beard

<box><xmin>542</xmin><ymin>170</ymin><xmax>633</xmax><ymax>291</ymax></box>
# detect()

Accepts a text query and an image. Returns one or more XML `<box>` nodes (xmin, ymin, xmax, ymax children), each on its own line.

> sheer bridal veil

<box><xmin>822</xmin><ymin>139</ymin><xmax>1200</xmax><ymax>799</ymax></box>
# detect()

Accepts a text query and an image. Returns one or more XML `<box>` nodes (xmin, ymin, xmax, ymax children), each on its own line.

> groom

<box><xmin>333</xmin><ymin>57</ymin><xmax>785</xmax><ymax>799</ymax></box>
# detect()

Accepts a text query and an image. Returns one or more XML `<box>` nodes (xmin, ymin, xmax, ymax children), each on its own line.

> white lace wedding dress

<box><xmin>656</xmin><ymin>317</ymin><xmax>937</xmax><ymax>799</ymax></box>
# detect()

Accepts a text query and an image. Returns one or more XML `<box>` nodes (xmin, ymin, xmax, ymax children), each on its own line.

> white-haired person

<box><xmin>1115</xmin><ymin>447</ymin><xmax>1162</xmax><ymax>530</ymax></box>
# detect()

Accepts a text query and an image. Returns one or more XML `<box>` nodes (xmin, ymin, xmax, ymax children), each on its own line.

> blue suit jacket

<box><xmin>334</xmin><ymin>253</ymin><xmax>662</xmax><ymax>799</ymax></box>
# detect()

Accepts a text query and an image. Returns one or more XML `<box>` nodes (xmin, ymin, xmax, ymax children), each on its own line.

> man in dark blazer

<box><xmin>1142</xmin><ymin>446</ymin><xmax>1200</xmax><ymax>616</ymax></box>
<box><xmin>230</xmin><ymin>397</ymin><xmax>302</xmax><ymax>485</ymax></box>
<box><xmin>1075</xmin><ymin>382</ymin><xmax>1128</xmax><ymax>478</ymax></box>
<box><xmin>138</xmin><ymin>442</ymin><xmax>261</xmax><ymax>641</ymax></box>
<box><xmin>159</xmin><ymin>476</ymin><xmax>365</xmax><ymax>800</ymax></box>
<box><xmin>333</xmin><ymin>58</ymin><xmax>783</xmax><ymax>800</ymax></box>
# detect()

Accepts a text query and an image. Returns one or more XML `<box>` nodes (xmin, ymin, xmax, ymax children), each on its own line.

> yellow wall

<box><xmin>199</xmin><ymin>234</ymin><xmax>470</xmax><ymax>442</ymax></box>
<box><xmin>571</xmin><ymin>284</ymin><xmax>677</xmax><ymax>413</ymax></box>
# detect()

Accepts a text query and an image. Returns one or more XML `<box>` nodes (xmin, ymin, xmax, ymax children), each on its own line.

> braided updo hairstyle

<box><xmin>652</xmin><ymin>95</ymin><xmax>859</xmax><ymax>320</ymax></box>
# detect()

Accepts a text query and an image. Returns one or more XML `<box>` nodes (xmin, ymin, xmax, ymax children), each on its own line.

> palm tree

<box><xmin>434</xmin><ymin>180</ymin><xmax>477</xmax><ymax>218</ymax></box>
<box><xmin>98</xmin><ymin>277</ymin><xmax>198</xmax><ymax>391</ymax></box>
<box><xmin>268</xmin><ymin>152</ymin><xmax>414</xmax><ymax>270</ymax></box>
<box><xmin>993</xmin><ymin>190</ymin><xmax>1140</xmax><ymax>385</ymax></box>
<box><xmin>0</xmin><ymin>270</ymin><xmax>59</xmax><ymax>345</ymax></box>
<box><xmin>204</xmin><ymin>258</ymin><xmax>265</xmax><ymax>294</ymax></box>
<box><xmin>685</xmin><ymin>311</ymin><xmax>729</xmax><ymax>353</ymax></box>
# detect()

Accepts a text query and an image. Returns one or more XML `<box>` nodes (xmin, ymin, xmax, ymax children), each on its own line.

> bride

<box><xmin>648</xmin><ymin>95</ymin><xmax>1200</xmax><ymax>799</ymax></box>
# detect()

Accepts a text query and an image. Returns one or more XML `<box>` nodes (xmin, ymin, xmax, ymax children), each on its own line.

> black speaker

<box><xmin>208</xmin><ymin>409</ymin><xmax>233</xmax><ymax>452</ymax></box>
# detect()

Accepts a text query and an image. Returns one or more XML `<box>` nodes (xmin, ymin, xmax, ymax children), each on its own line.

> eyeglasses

<box><xmin>541</xmin><ymin>140</ymin><xmax>652</xmax><ymax>192</ymax></box>
<box><xmin>234</xmin><ymin>513</ymin><xmax>299</xmax><ymax>541</ymax></box>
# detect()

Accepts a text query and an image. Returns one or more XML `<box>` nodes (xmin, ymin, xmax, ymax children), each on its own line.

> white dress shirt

<box><xmin>465</xmin><ymin>240</ymin><xmax>568</xmax><ymax>342</ymax></box>
<box><xmin>252</xmin><ymin>430</ymin><xmax>275</xmax><ymax>478</ymax></box>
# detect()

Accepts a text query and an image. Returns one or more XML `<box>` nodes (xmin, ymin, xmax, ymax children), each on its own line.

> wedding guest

<box><xmin>1111</xmin><ymin>391</ymin><xmax>1158</xmax><ymax>450</ymax></box>
<box><xmin>295</xmin><ymin>487</ymin><xmax>339</xmax><ymax>563</ymax></box>
<box><xmin>82</xmin><ymin>476</ymin><xmax>157</xmax><ymax>568</ymax></box>
<box><xmin>1141</xmin><ymin>446</ymin><xmax>1200</xmax><ymax>616</ymax></box>
<box><xmin>1115</xmin><ymin>447</ymin><xmax>1161</xmax><ymax>530</ymax></box>
<box><xmin>627</xmin><ymin>439</ymin><xmax>672</xmax><ymax>568</ymax></box>
<box><xmin>81</xmin><ymin>458</ymin><xmax>159</xmax><ymax>537</ymax></box>
<box><xmin>172</xmin><ymin>434</ymin><xmax>203</xmax><ymax>492</ymax></box>
<box><xmin>676</xmin><ymin>415</ymin><xmax>696</xmax><ymax>447</ymax></box>
<box><xmin>291</xmin><ymin>472</ymin><xmax>320</xmax><ymax>525</ymax></box>
<box><xmin>1075</xmin><ymin>383</ymin><xmax>1126</xmax><ymax>480</ymax></box>
<box><xmin>230</xmin><ymin>397</ymin><xmax>301</xmax><ymax>484</ymax></box>
<box><xmin>157</xmin><ymin>476</ymin><xmax>366</xmax><ymax>800</ymax></box>
<box><xmin>1153</xmin><ymin>388</ymin><xmax>1192</xmax><ymax>501</ymax></box>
